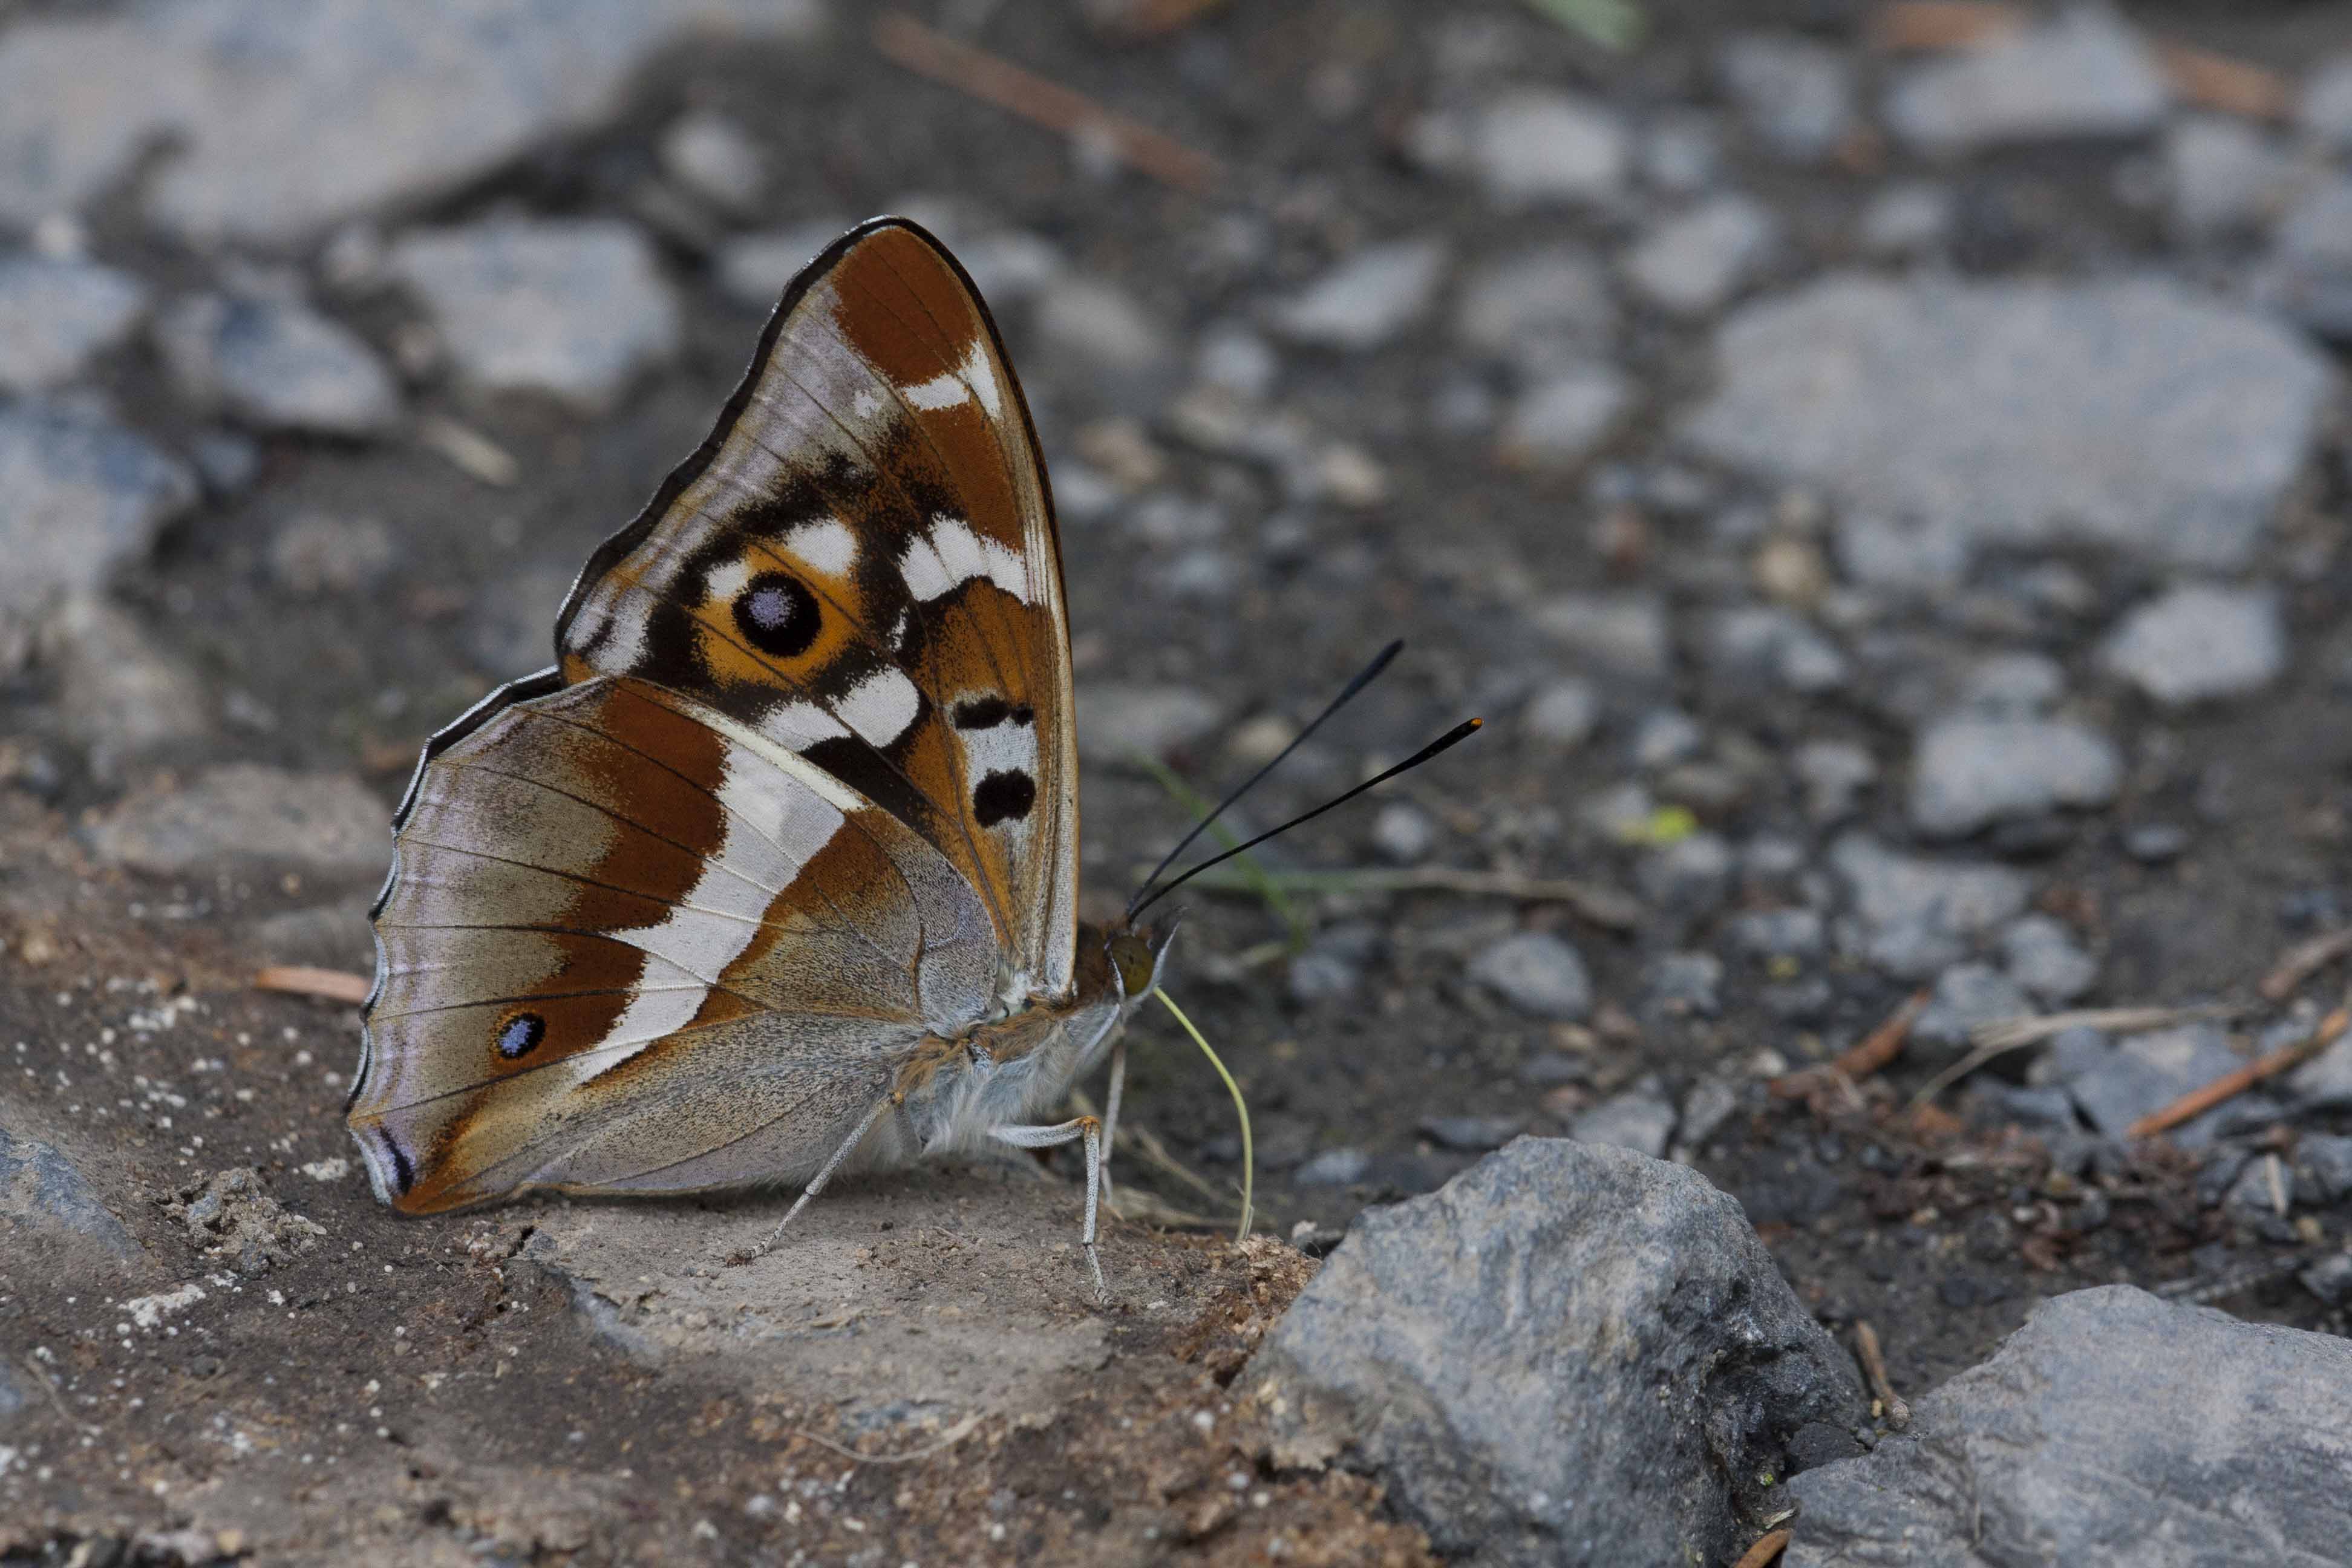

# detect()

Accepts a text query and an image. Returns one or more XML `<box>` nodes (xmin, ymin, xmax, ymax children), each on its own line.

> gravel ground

<box><xmin>8</xmin><ymin>0</ymin><xmax>2352</xmax><ymax>1563</ymax></box>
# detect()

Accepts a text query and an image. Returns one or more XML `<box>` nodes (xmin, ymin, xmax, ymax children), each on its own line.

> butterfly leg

<box><xmin>743</xmin><ymin>1094</ymin><xmax>893</xmax><ymax>1263</ymax></box>
<box><xmin>1100</xmin><ymin>1034</ymin><xmax>1128</xmax><ymax>1209</ymax></box>
<box><xmin>989</xmin><ymin>1116</ymin><xmax>1107</xmax><ymax>1305</ymax></box>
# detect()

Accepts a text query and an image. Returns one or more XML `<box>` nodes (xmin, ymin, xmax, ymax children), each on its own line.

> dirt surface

<box><xmin>8</xmin><ymin>0</ymin><xmax>2352</xmax><ymax>1563</ymax></box>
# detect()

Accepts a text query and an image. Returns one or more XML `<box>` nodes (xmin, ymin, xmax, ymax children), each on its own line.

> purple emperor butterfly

<box><xmin>345</xmin><ymin>218</ymin><xmax>1175</xmax><ymax>1299</ymax></box>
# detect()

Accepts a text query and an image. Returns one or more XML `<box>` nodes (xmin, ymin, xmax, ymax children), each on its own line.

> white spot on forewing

<box><xmin>903</xmin><ymin>370</ymin><xmax>970</xmax><ymax>410</ymax></box>
<box><xmin>899</xmin><ymin>515</ymin><xmax>1028</xmax><ymax>604</ymax></box>
<box><xmin>837</xmin><ymin>667</ymin><xmax>921</xmax><ymax>747</ymax></box>
<box><xmin>958</xmin><ymin>710</ymin><xmax>1038</xmax><ymax>785</ymax></box>
<box><xmin>785</xmin><ymin>518</ymin><xmax>858</xmax><ymax>578</ymax></box>
<box><xmin>761</xmin><ymin>701</ymin><xmax>851</xmax><ymax>750</ymax></box>
<box><xmin>963</xmin><ymin>337</ymin><xmax>1003</xmax><ymax>420</ymax></box>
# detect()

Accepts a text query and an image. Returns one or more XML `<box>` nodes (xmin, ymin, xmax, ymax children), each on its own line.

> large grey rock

<box><xmin>0</xmin><ymin>253</ymin><xmax>148</xmax><ymax>392</ymax></box>
<box><xmin>1622</xmin><ymin>195</ymin><xmax>1777</xmax><ymax>318</ymax></box>
<box><xmin>155</xmin><ymin>290</ymin><xmax>400</xmax><ymax>436</ymax></box>
<box><xmin>1716</xmin><ymin>34</ymin><xmax>1855</xmax><ymax>163</ymax></box>
<box><xmin>1467</xmin><ymin>931</ymin><xmax>1593</xmax><ymax>1020</ymax></box>
<box><xmin>0</xmin><ymin>400</ymin><xmax>198</xmax><ymax>658</ymax></box>
<box><xmin>1259</xmin><ymin>1139</ymin><xmax>1867</xmax><ymax>1567</ymax></box>
<box><xmin>83</xmin><ymin>763</ymin><xmax>389</xmax><ymax>881</ymax></box>
<box><xmin>1831</xmin><ymin>832</ymin><xmax>2034</xmax><ymax>981</ymax></box>
<box><xmin>1</xmin><ymin>1125</ymin><xmax>137</xmax><ymax>1259</ymax></box>
<box><xmin>1909</xmin><ymin>717</ymin><xmax>2122</xmax><ymax>837</ymax></box>
<box><xmin>389</xmin><ymin>215</ymin><xmax>682</xmax><ymax>412</ymax></box>
<box><xmin>2098</xmin><ymin>583</ymin><xmax>2287</xmax><ymax>707</ymax></box>
<box><xmin>1787</xmin><ymin>1285</ymin><xmax>2352</xmax><ymax>1567</ymax></box>
<box><xmin>1682</xmin><ymin>276</ymin><xmax>2331</xmax><ymax>569</ymax></box>
<box><xmin>1269</xmin><ymin>237</ymin><xmax>1448</xmax><ymax>351</ymax></box>
<box><xmin>1882</xmin><ymin>7</ymin><xmax>2170</xmax><ymax>155</ymax></box>
<box><xmin>0</xmin><ymin>0</ymin><xmax>822</xmax><ymax>242</ymax></box>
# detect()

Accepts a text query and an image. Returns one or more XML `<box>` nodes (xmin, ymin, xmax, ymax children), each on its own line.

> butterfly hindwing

<box><xmin>348</xmin><ymin>675</ymin><xmax>1002</xmax><ymax>1211</ymax></box>
<box><xmin>556</xmin><ymin>218</ymin><xmax>1079</xmax><ymax>1001</ymax></box>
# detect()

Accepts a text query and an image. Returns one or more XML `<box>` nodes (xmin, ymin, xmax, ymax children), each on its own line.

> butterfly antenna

<box><xmin>1125</xmin><ymin>639</ymin><xmax>1405</xmax><ymax>922</ymax></box>
<box><xmin>1128</xmin><ymin>716</ymin><xmax>1483</xmax><ymax>922</ymax></box>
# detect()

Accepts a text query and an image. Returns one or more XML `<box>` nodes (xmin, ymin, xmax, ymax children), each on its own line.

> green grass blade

<box><xmin>1521</xmin><ymin>0</ymin><xmax>1644</xmax><ymax>51</ymax></box>
<box><xmin>1153</xmin><ymin>988</ymin><xmax>1252</xmax><ymax>1243</ymax></box>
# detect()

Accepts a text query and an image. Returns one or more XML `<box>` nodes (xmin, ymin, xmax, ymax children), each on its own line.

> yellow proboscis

<box><xmin>1152</xmin><ymin>988</ymin><xmax>1253</xmax><ymax>1243</ymax></box>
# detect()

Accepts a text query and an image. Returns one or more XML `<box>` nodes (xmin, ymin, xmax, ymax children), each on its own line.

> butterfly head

<box><xmin>1104</xmin><ymin>914</ymin><xmax>1181</xmax><ymax>1002</ymax></box>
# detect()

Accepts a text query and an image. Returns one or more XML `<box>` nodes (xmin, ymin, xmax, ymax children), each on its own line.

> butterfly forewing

<box><xmin>557</xmin><ymin>220</ymin><xmax>1077</xmax><ymax>1000</ymax></box>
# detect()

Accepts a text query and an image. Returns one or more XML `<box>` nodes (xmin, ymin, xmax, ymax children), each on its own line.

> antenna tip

<box><xmin>1469</xmin><ymin>716</ymin><xmax>1484</xmax><ymax>729</ymax></box>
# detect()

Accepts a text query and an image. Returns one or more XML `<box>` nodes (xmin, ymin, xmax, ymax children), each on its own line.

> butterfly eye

<box><xmin>495</xmin><ymin>1013</ymin><xmax>546</xmax><ymax>1060</ymax></box>
<box><xmin>1109</xmin><ymin>933</ymin><xmax>1156</xmax><ymax>998</ymax></box>
<box><xmin>732</xmin><ymin>571</ymin><xmax>820</xmax><ymax>658</ymax></box>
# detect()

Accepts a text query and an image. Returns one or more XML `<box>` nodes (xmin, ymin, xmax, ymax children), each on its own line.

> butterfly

<box><xmin>345</xmin><ymin>217</ymin><xmax>1180</xmax><ymax>1301</ymax></box>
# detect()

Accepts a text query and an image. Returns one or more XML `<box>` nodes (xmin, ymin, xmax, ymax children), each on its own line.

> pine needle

<box><xmin>1153</xmin><ymin>988</ymin><xmax>1252</xmax><ymax>1243</ymax></box>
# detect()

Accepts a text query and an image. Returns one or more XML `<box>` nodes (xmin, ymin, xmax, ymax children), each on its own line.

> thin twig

<box><xmin>794</xmin><ymin>1412</ymin><xmax>982</xmax><ymax>1465</ymax></box>
<box><xmin>1165</xmin><ymin>863</ymin><xmax>1642</xmax><ymax>931</ymax></box>
<box><xmin>1852</xmin><ymin>1321</ymin><xmax>1910</xmax><ymax>1430</ymax></box>
<box><xmin>2261</xmin><ymin>928</ymin><xmax>2352</xmax><ymax>1002</ymax></box>
<box><xmin>253</xmin><ymin>965</ymin><xmax>371</xmax><ymax>1005</ymax></box>
<box><xmin>2125</xmin><ymin>1004</ymin><xmax>2349</xmax><ymax>1140</ymax></box>
<box><xmin>416</xmin><ymin>414</ymin><xmax>520</xmax><ymax>486</ymax></box>
<box><xmin>1867</xmin><ymin>1</ymin><xmax>2026</xmax><ymax>53</ymax></box>
<box><xmin>2156</xmin><ymin>39</ymin><xmax>2291</xmax><ymax>120</ymax></box>
<box><xmin>1733</xmin><ymin>1529</ymin><xmax>1793</xmax><ymax>1568</ymax></box>
<box><xmin>1771</xmin><ymin>989</ymin><xmax>1930</xmax><ymax>1100</ymax></box>
<box><xmin>873</xmin><ymin>11</ymin><xmax>1221</xmax><ymax>194</ymax></box>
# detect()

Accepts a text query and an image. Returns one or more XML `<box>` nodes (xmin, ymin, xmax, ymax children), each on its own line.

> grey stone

<box><xmin>1682</xmin><ymin>276</ymin><xmax>2332</xmax><ymax>569</ymax></box>
<box><xmin>1881</xmin><ymin>7</ymin><xmax>2171</xmax><ymax>155</ymax></box>
<box><xmin>1831</xmin><ymin>832</ymin><xmax>2034</xmax><ymax>981</ymax></box>
<box><xmin>2298</xmin><ymin>1135</ymin><xmax>2352</xmax><ymax>1204</ymax></box>
<box><xmin>1964</xmin><ymin>1080</ymin><xmax>2082</xmax><ymax>1139</ymax></box>
<box><xmin>1630</xmin><ymin>707</ymin><xmax>1704</xmax><ymax>769</ymax></box>
<box><xmin>2036</xmin><ymin>1023</ymin><xmax>2115</xmax><ymax>1088</ymax></box>
<box><xmin>1269</xmin><ymin>237</ymin><xmax>1448</xmax><ymax>351</ymax></box>
<box><xmin>0</xmin><ymin>400</ymin><xmax>198</xmax><ymax>657</ymax></box>
<box><xmin>1645</xmin><ymin>950</ymin><xmax>1723</xmax><ymax>1016</ymax></box>
<box><xmin>1716</xmin><ymin>34</ymin><xmax>1854</xmax><ymax>163</ymax></box>
<box><xmin>2002</xmin><ymin>913</ymin><xmax>2097</xmax><ymax>1005</ymax></box>
<box><xmin>1467</xmin><ymin>931</ymin><xmax>1593</xmax><ymax>1021</ymax></box>
<box><xmin>1636</xmin><ymin>112</ymin><xmax>1722</xmax><ymax>195</ymax></box>
<box><xmin>1959</xmin><ymin>652</ymin><xmax>2065</xmax><ymax>715</ymax></box>
<box><xmin>1495</xmin><ymin>364</ymin><xmax>1630</xmax><ymax>471</ymax></box>
<box><xmin>1570</xmin><ymin>1085</ymin><xmax>1677</xmax><ymax>1158</ymax></box>
<box><xmin>1452</xmin><ymin>247</ymin><xmax>1613</xmax><ymax>363</ymax></box>
<box><xmin>155</xmin><ymin>290</ymin><xmax>400</xmax><ymax>436</ymax></box>
<box><xmin>0</xmin><ymin>0</ymin><xmax>822</xmax><ymax>242</ymax></box>
<box><xmin>2300</xmin><ymin>1252</ymin><xmax>2352</xmax><ymax>1306</ymax></box>
<box><xmin>2070</xmin><ymin>1024</ymin><xmax>2241</xmax><ymax>1139</ymax></box>
<box><xmin>2275</xmin><ymin>177</ymin><xmax>2352</xmax><ymax>270</ymax></box>
<box><xmin>1529</xmin><ymin>591</ymin><xmax>1672</xmax><ymax>681</ymax></box>
<box><xmin>1909</xmin><ymin>717</ymin><xmax>2123</xmax><ymax>838</ymax></box>
<box><xmin>1910</xmin><ymin>963</ymin><xmax>2033</xmax><ymax>1060</ymax></box>
<box><xmin>1370</xmin><ymin>801</ymin><xmax>1437</xmax><ymax>865</ymax></box>
<box><xmin>657</xmin><ymin>110</ymin><xmax>765</xmax><ymax>215</ymax></box>
<box><xmin>1675</xmin><ymin>1076</ymin><xmax>1742</xmax><ymax>1155</ymax></box>
<box><xmin>1191</xmin><ymin>320</ymin><xmax>1278</xmax><ymax>401</ymax></box>
<box><xmin>2288</xmin><ymin>1030</ymin><xmax>2352</xmax><ymax>1111</ymax></box>
<box><xmin>1073</xmin><ymin>683</ymin><xmax>1222</xmax><ymax>764</ymax></box>
<box><xmin>2166</xmin><ymin>116</ymin><xmax>2293</xmax><ymax>241</ymax></box>
<box><xmin>2302</xmin><ymin>56</ymin><xmax>2352</xmax><ymax>149</ymax></box>
<box><xmin>1785</xmin><ymin>1285</ymin><xmax>2352</xmax><ymax>1568</ymax></box>
<box><xmin>1704</xmin><ymin>604</ymin><xmax>1848</xmax><ymax>694</ymax></box>
<box><xmin>246</xmin><ymin>900</ymin><xmax>374</xmax><ymax>972</ymax></box>
<box><xmin>1030</xmin><ymin>273</ymin><xmax>1172</xmax><ymax>388</ymax></box>
<box><xmin>42</xmin><ymin>593</ymin><xmax>212</xmax><ymax>770</ymax></box>
<box><xmin>1639</xmin><ymin>832</ymin><xmax>1734</xmax><ymax>918</ymax></box>
<box><xmin>0</xmin><ymin>253</ymin><xmax>147</xmax><ymax>393</ymax></box>
<box><xmin>712</xmin><ymin>217</ymin><xmax>856</xmax><ymax>310</ymax></box>
<box><xmin>0</xmin><ymin>1124</ymin><xmax>136</xmax><ymax>1258</ymax></box>
<box><xmin>2122</xmin><ymin>822</ymin><xmax>2191</xmax><ymax>864</ymax></box>
<box><xmin>1293</xmin><ymin>1148</ymin><xmax>1371</xmax><ymax>1187</ymax></box>
<box><xmin>1287</xmin><ymin>922</ymin><xmax>1383</xmax><ymax>1008</ymax></box>
<box><xmin>1731</xmin><ymin>909</ymin><xmax>1826</xmax><ymax>961</ymax></box>
<box><xmin>1833</xmin><ymin>511</ymin><xmax>1971</xmax><ymax>594</ymax></box>
<box><xmin>83</xmin><ymin>763</ymin><xmax>389</xmax><ymax>881</ymax></box>
<box><xmin>1794</xmin><ymin>739</ymin><xmax>1877</xmax><ymax>824</ymax></box>
<box><xmin>1857</xmin><ymin>181</ymin><xmax>1956</xmax><ymax>256</ymax></box>
<box><xmin>1262</xmin><ymin>1140</ymin><xmax>1866</xmax><ymax>1567</ymax></box>
<box><xmin>1417</xmin><ymin>1115</ymin><xmax>1524</xmax><ymax>1152</ymax></box>
<box><xmin>1521</xmin><ymin>676</ymin><xmax>1599</xmax><ymax>748</ymax></box>
<box><xmin>1463</xmin><ymin>88</ymin><xmax>1628</xmax><ymax>209</ymax></box>
<box><xmin>2099</xmin><ymin>583</ymin><xmax>2287</xmax><ymax>707</ymax></box>
<box><xmin>1622</xmin><ymin>195</ymin><xmax>1778</xmax><ymax>318</ymax></box>
<box><xmin>389</xmin><ymin>215</ymin><xmax>682</xmax><ymax>413</ymax></box>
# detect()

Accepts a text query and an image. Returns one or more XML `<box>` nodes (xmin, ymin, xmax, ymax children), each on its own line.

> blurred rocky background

<box><xmin>8</xmin><ymin>0</ymin><xmax>2352</xmax><ymax>1563</ymax></box>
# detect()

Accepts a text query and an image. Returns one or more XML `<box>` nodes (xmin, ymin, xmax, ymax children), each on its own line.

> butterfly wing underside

<box><xmin>347</xmin><ymin>219</ymin><xmax>1082</xmax><ymax>1211</ymax></box>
